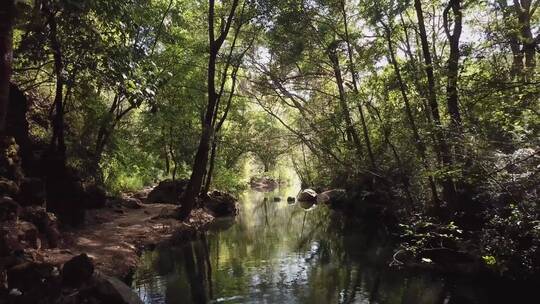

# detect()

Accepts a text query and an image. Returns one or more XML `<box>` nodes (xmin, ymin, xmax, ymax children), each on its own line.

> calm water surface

<box><xmin>131</xmin><ymin>184</ymin><xmax>527</xmax><ymax>304</ymax></box>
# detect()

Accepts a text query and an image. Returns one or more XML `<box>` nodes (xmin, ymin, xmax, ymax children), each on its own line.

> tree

<box><xmin>0</xmin><ymin>0</ymin><xmax>15</xmax><ymax>137</ymax></box>
<box><xmin>179</xmin><ymin>0</ymin><xmax>242</xmax><ymax>220</ymax></box>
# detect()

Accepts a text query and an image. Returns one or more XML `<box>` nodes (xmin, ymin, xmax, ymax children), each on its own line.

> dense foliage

<box><xmin>0</xmin><ymin>0</ymin><xmax>538</xmax><ymax>278</ymax></box>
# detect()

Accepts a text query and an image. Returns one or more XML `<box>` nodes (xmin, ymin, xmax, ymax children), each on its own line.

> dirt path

<box><xmin>31</xmin><ymin>203</ymin><xmax>214</xmax><ymax>278</ymax></box>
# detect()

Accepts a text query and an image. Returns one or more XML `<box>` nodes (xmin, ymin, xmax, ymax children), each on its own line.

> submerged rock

<box><xmin>297</xmin><ymin>189</ymin><xmax>317</xmax><ymax>202</ymax></box>
<box><xmin>203</xmin><ymin>191</ymin><xmax>238</xmax><ymax>217</ymax></box>
<box><xmin>147</xmin><ymin>179</ymin><xmax>188</xmax><ymax>204</ymax></box>
<box><xmin>287</xmin><ymin>196</ymin><xmax>295</xmax><ymax>203</ymax></box>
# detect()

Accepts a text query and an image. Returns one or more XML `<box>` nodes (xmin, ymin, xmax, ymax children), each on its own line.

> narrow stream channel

<box><xmin>131</xmin><ymin>182</ymin><xmax>526</xmax><ymax>304</ymax></box>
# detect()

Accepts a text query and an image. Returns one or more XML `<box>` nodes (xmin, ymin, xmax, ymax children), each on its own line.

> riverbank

<box><xmin>33</xmin><ymin>202</ymin><xmax>215</xmax><ymax>279</ymax></box>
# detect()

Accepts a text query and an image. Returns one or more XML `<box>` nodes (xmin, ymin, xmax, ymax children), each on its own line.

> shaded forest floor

<box><xmin>28</xmin><ymin>201</ymin><xmax>214</xmax><ymax>279</ymax></box>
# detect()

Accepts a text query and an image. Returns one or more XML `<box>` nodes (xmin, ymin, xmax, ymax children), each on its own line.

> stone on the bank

<box><xmin>203</xmin><ymin>191</ymin><xmax>238</xmax><ymax>217</ymax></box>
<box><xmin>0</xmin><ymin>196</ymin><xmax>19</xmax><ymax>221</ymax></box>
<box><xmin>297</xmin><ymin>189</ymin><xmax>317</xmax><ymax>202</ymax></box>
<box><xmin>62</xmin><ymin>254</ymin><xmax>95</xmax><ymax>287</ymax></box>
<box><xmin>0</xmin><ymin>177</ymin><xmax>19</xmax><ymax>197</ymax></box>
<box><xmin>147</xmin><ymin>179</ymin><xmax>188</xmax><ymax>204</ymax></box>
<box><xmin>20</xmin><ymin>206</ymin><xmax>60</xmax><ymax>248</ymax></box>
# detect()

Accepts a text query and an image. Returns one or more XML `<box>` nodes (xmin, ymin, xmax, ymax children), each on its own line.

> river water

<box><xmin>131</xmin><ymin>183</ymin><xmax>528</xmax><ymax>304</ymax></box>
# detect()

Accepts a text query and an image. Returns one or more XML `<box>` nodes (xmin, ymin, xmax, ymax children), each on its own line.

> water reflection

<box><xmin>132</xmin><ymin>185</ymin><xmax>525</xmax><ymax>304</ymax></box>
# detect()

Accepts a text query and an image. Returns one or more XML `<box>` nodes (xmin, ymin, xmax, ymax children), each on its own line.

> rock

<box><xmin>19</xmin><ymin>206</ymin><xmax>60</xmax><ymax>248</ymax></box>
<box><xmin>83</xmin><ymin>183</ymin><xmax>107</xmax><ymax>209</ymax></box>
<box><xmin>250</xmin><ymin>176</ymin><xmax>279</xmax><ymax>192</ymax></box>
<box><xmin>0</xmin><ymin>196</ymin><xmax>20</xmax><ymax>221</ymax></box>
<box><xmin>15</xmin><ymin>221</ymin><xmax>40</xmax><ymax>250</ymax></box>
<box><xmin>7</xmin><ymin>262</ymin><xmax>58</xmax><ymax>294</ymax></box>
<box><xmin>297</xmin><ymin>189</ymin><xmax>317</xmax><ymax>202</ymax></box>
<box><xmin>287</xmin><ymin>197</ymin><xmax>295</xmax><ymax>203</ymax></box>
<box><xmin>298</xmin><ymin>200</ymin><xmax>315</xmax><ymax>210</ymax></box>
<box><xmin>147</xmin><ymin>179</ymin><xmax>188</xmax><ymax>204</ymax></box>
<box><xmin>17</xmin><ymin>178</ymin><xmax>46</xmax><ymax>207</ymax></box>
<box><xmin>121</xmin><ymin>198</ymin><xmax>143</xmax><ymax>209</ymax></box>
<box><xmin>203</xmin><ymin>191</ymin><xmax>238</xmax><ymax>217</ymax></box>
<box><xmin>316</xmin><ymin>189</ymin><xmax>348</xmax><ymax>207</ymax></box>
<box><xmin>0</xmin><ymin>225</ymin><xmax>23</xmax><ymax>255</ymax></box>
<box><xmin>61</xmin><ymin>254</ymin><xmax>94</xmax><ymax>287</ymax></box>
<box><xmin>0</xmin><ymin>177</ymin><xmax>19</xmax><ymax>197</ymax></box>
<box><xmin>273</xmin><ymin>197</ymin><xmax>281</xmax><ymax>202</ymax></box>
<box><xmin>89</xmin><ymin>273</ymin><xmax>144</xmax><ymax>304</ymax></box>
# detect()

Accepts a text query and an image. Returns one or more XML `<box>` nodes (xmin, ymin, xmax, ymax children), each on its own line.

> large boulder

<box><xmin>62</xmin><ymin>254</ymin><xmax>94</xmax><ymax>287</ymax></box>
<box><xmin>0</xmin><ymin>177</ymin><xmax>19</xmax><ymax>197</ymax></box>
<box><xmin>6</xmin><ymin>261</ymin><xmax>61</xmax><ymax>303</ymax></box>
<box><xmin>19</xmin><ymin>206</ymin><xmax>60</xmax><ymax>248</ymax></box>
<box><xmin>17</xmin><ymin>177</ymin><xmax>46</xmax><ymax>207</ymax></box>
<box><xmin>297</xmin><ymin>189</ymin><xmax>317</xmax><ymax>202</ymax></box>
<box><xmin>83</xmin><ymin>183</ymin><xmax>107</xmax><ymax>209</ymax></box>
<box><xmin>203</xmin><ymin>191</ymin><xmax>238</xmax><ymax>217</ymax></box>
<box><xmin>147</xmin><ymin>179</ymin><xmax>188</xmax><ymax>204</ymax></box>
<box><xmin>0</xmin><ymin>196</ymin><xmax>20</xmax><ymax>222</ymax></box>
<box><xmin>88</xmin><ymin>273</ymin><xmax>144</xmax><ymax>304</ymax></box>
<box><xmin>316</xmin><ymin>189</ymin><xmax>348</xmax><ymax>207</ymax></box>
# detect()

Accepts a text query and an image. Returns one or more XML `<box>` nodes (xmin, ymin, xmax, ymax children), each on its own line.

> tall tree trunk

<box><xmin>0</xmin><ymin>0</ymin><xmax>15</xmax><ymax>136</ymax></box>
<box><xmin>414</xmin><ymin>0</ymin><xmax>457</xmax><ymax>207</ymax></box>
<box><xmin>384</xmin><ymin>25</ymin><xmax>440</xmax><ymax>208</ymax></box>
<box><xmin>44</xmin><ymin>2</ymin><xmax>66</xmax><ymax>169</ymax></box>
<box><xmin>444</xmin><ymin>0</ymin><xmax>463</xmax><ymax>135</ymax></box>
<box><xmin>341</xmin><ymin>0</ymin><xmax>376</xmax><ymax>169</ymax></box>
<box><xmin>328</xmin><ymin>47</ymin><xmax>363</xmax><ymax>158</ymax></box>
<box><xmin>179</xmin><ymin>0</ymin><xmax>240</xmax><ymax>220</ymax></box>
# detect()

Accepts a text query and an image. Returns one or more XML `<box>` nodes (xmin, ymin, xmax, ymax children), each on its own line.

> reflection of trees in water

<box><xmin>132</xmin><ymin>191</ymin><xmax>476</xmax><ymax>304</ymax></box>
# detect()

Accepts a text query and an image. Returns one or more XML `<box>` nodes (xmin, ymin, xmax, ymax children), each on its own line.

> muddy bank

<box><xmin>29</xmin><ymin>203</ymin><xmax>215</xmax><ymax>279</ymax></box>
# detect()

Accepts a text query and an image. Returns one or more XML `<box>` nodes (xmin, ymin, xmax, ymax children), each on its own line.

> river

<box><xmin>131</xmin><ymin>181</ymin><xmax>530</xmax><ymax>304</ymax></box>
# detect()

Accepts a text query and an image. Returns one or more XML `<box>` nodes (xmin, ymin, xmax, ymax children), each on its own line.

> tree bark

<box><xmin>341</xmin><ymin>0</ymin><xmax>376</xmax><ymax>169</ymax></box>
<box><xmin>44</xmin><ymin>1</ymin><xmax>66</xmax><ymax>169</ymax></box>
<box><xmin>179</xmin><ymin>0</ymin><xmax>240</xmax><ymax>220</ymax></box>
<box><xmin>328</xmin><ymin>46</ymin><xmax>363</xmax><ymax>158</ymax></box>
<box><xmin>0</xmin><ymin>0</ymin><xmax>15</xmax><ymax>136</ymax></box>
<box><xmin>443</xmin><ymin>0</ymin><xmax>463</xmax><ymax>134</ymax></box>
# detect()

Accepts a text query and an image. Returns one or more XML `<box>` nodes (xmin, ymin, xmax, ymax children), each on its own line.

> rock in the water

<box><xmin>90</xmin><ymin>273</ymin><xmax>144</xmax><ymax>304</ymax></box>
<box><xmin>273</xmin><ymin>197</ymin><xmax>281</xmax><ymax>202</ymax></box>
<box><xmin>17</xmin><ymin>178</ymin><xmax>46</xmax><ymax>207</ymax></box>
<box><xmin>316</xmin><ymin>189</ymin><xmax>348</xmax><ymax>206</ymax></box>
<box><xmin>62</xmin><ymin>254</ymin><xmax>94</xmax><ymax>287</ymax></box>
<box><xmin>297</xmin><ymin>189</ymin><xmax>317</xmax><ymax>202</ymax></box>
<box><xmin>147</xmin><ymin>179</ymin><xmax>188</xmax><ymax>204</ymax></box>
<box><xmin>287</xmin><ymin>197</ymin><xmax>295</xmax><ymax>203</ymax></box>
<box><xmin>0</xmin><ymin>196</ymin><xmax>20</xmax><ymax>221</ymax></box>
<box><xmin>298</xmin><ymin>200</ymin><xmax>315</xmax><ymax>210</ymax></box>
<box><xmin>250</xmin><ymin>176</ymin><xmax>279</xmax><ymax>192</ymax></box>
<box><xmin>203</xmin><ymin>191</ymin><xmax>238</xmax><ymax>217</ymax></box>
